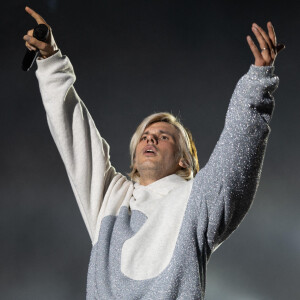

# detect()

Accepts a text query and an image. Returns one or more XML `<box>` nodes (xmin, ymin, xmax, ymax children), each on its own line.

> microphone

<box><xmin>22</xmin><ymin>24</ymin><xmax>49</xmax><ymax>71</ymax></box>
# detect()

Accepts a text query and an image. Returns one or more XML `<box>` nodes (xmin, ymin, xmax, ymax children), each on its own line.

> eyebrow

<box><xmin>142</xmin><ymin>130</ymin><xmax>176</xmax><ymax>140</ymax></box>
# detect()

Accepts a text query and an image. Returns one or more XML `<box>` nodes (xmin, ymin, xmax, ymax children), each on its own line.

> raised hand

<box><xmin>247</xmin><ymin>22</ymin><xmax>285</xmax><ymax>67</ymax></box>
<box><xmin>23</xmin><ymin>6</ymin><xmax>58</xmax><ymax>58</ymax></box>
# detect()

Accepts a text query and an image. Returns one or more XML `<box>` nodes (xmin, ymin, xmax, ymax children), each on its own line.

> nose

<box><xmin>147</xmin><ymin>135</ymin><xmax>157</xmax><ymax>144</ymax></box>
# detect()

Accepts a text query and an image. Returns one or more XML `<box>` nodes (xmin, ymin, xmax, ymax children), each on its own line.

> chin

<box><xmin>136</xmin><ymin>161</ymin><xmax>162</xmax><ymax>172</ymax></box>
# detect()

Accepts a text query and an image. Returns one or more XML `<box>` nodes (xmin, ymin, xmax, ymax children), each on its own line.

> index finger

<box><xmin>25</xmin><ymin>6</ymin><xmax>47</xmax><ymax>25</ymax></box>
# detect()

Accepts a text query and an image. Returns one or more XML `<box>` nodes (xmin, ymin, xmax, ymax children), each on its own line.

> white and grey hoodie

<box><xmin>36</xmin><ymin>50</ymin><xmax>279</xmax><ymax>300</ymax></box>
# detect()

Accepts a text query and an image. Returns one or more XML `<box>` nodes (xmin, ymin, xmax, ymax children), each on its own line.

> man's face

<box><xmin>133</xmin><ymin>122</ymin><xmax>183</xmax><ymax>181</ymax></box>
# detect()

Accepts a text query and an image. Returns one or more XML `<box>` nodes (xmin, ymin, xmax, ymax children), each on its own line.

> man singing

<box><xmin>23</xmin><ymin>6</ymin><xmax>284</xmax><ymax>299</ymax></box>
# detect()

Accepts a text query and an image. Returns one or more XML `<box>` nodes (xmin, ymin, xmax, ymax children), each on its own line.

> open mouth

<box><xmin>143</xmin><ymin>146</ymin><xmax>157</xmax><ymax>155</ymax></box>
<box><xmin>145</xmin><ymin>149</ymin><xmax>155</xmax><ymax>154</ymax></box>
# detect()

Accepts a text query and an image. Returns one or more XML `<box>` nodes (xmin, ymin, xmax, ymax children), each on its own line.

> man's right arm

<box><xmin>23</xmin><ymin>7</ymin><xmax>123</xmax><ymax>242</ymax></box>
<box><xmin>36</xmin><ymin>50</ymin><xmax>118</xmax><ymax>241</ymax></box>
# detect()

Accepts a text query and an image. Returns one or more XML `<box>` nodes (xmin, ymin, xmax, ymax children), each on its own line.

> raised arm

<box><xmin>24</xmin><ymin>7</ymin><xmax>122</xmax><ymax>242</ymax></box>
<box><xmin>191</xmin><ymin>22</ymin><xmax>284</xmax><ymax>254</ymax></box>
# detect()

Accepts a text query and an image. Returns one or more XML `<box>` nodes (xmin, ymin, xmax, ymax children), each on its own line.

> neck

<box><xmin>139</xmin><ymin>177</ymin><xmax>160</xmax><ymax>186</ymax></box>
<box><xmin>138</xmin><ymin>170</ymin><xmax>174</xmax><ymax>186</ymax></box>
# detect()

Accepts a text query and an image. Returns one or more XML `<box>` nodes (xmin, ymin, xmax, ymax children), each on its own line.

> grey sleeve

<box><xmin>35</xmin><ymin>50</ymin><xmax>117</xmax><ymax>241</ymax></box>
<box><xmin>191</xmin><ymin>65</ymin><xmax>279</xmax><ymax>253</ymax></box>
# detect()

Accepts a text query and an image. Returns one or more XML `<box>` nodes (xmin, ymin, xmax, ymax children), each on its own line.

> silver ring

<box><xmin>261</xmin><ymin>47</ymin><xmax>269</xmax><ymax>51</ymax></box>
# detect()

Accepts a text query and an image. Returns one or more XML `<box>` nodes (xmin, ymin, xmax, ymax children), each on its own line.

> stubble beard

<box><xmin>136</xmin><ymin>159</ymin><xmax>167</xmax><ymax>183</ymax></box>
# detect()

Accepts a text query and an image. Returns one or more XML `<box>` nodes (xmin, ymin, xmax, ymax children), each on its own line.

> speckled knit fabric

<box><xmin>36</xmin><ymin>50</ymin><xmax>279</xmax><ymax>300</ymax></box>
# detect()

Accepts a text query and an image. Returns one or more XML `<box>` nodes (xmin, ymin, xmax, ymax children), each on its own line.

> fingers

<box><xmin>246</xmin><ymin>35</ymin><xmax>265</xmax><ymax>66</ymax></box>
<box><xmin>23</xmin><ymin>35</ymin><xmax>47</xmax><ymax>52</ymax></box>
<box><xmin>25</xmin><ymin>6</ymin><xmax>47</xmax><ymax>25</ymax></box>
<box><xmin>252</xmin><ymin>24</ymin><xmax>272</xmax><ymax>51</ymax></box>
<box><xmin>23</xmin><ymin>7</ymin><xmax>58</xmax><ymax>58</ymax></box>
<box><xmin>27</xmin><ymin>29</ymin><xmax>34</xmax><ymax>38</ymax></box>
<box><xmin>24</xmin><ymin>29</ymin><xmax>35</xmax><ymax>51</ymax></box>
<box><xmin>269</xmin><ymin>22</ymin><xmax>286</xmax><ymax>54</ymax></box>
<box><xmin>253</xmin><ymin>22</ymin><xmax>279</xmax><ymax>63</ymax></box>
<box><xmin>248</xmin><ymin>22</ymin><xmax>285</xmax><ymax>66</ymax></box>
<box><xmin>267</xmin><ymin>21</ymin><xmax>277</xmax><ymax>47</ymax></box>
<box><xmin>25</xmin><ymin>41</ymin><xmax>37</xmax><ymax>51</ymax></box>
<box><xmin>251</xmin><ymin>23</ymin><xmax>274</xmax><ymax>65</ymax></box>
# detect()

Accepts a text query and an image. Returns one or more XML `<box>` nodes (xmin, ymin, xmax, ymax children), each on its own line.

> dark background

<box><xmin>1</xmin><ymin>0</ymin><xmax>299</xmax><ymax>299</ymax></box>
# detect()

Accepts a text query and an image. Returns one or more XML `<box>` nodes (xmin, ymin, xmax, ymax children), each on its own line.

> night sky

<box><xmin>1</xmin><ymin>0</ymin><xmax>300</xmax><ymax>299</ymax></box>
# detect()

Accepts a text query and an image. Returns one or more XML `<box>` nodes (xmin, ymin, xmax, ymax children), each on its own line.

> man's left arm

<box><xmin>190</xmin><ymin>22</ymin><xmax>285</xmax><ymax>254</ymax></box>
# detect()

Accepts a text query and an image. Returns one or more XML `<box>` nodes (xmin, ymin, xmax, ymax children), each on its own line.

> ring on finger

<box><xmin>261</xmin><ymin>47</ymin><xmax>269</xmax><ymax>51</ymax></box>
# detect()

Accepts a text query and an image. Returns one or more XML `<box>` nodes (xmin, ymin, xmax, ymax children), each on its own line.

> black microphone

<box><xmin>22</xmin><ymin>24</ymin><xmax>49</xmax><ymax>71</ymax></box>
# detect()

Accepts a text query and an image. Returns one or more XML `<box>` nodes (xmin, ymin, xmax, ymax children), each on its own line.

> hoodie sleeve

<box><xmin>36</xmin><ymin>50</ymin><xmax>119</xmax><ymax>242</ymax></box>
<box><xmin>191</xmin><ymin>65</ymin><xmax>279</xmax><ymax>254</ymax></box>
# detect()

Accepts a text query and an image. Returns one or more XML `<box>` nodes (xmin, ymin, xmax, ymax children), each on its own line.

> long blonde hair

<box><xmin>129</xmin><ymin>112</ymin><xmax>199</xmax><ymax>182</ymax></box>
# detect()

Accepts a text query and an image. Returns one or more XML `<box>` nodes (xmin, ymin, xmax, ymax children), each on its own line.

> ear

<box><xmin>178</xmin><ymin>158</ymin><xmax>188</xmax><ymax>169</ymax></box>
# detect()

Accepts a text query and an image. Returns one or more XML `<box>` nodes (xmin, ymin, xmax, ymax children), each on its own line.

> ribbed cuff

<box><xmin>248</xmin><ymin>64</ymin><xmax>275</xmax><ymax>78</ymax></box>
<box><xmin>36</xmin><ymin>49</ymin><xmax>63</xmax><ymax>69</ymax></box>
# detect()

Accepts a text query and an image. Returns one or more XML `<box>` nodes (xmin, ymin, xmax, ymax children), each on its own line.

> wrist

<box><xmin>39</xmin><ymin>49</ymin><xmax>59</xmax><ymax>60</ymax></box>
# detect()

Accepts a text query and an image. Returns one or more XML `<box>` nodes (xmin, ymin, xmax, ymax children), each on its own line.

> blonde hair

<box><xmin>129</xmin><ymin>112</ymin><xmax>199</xmax><ymax>182</ymax></box>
